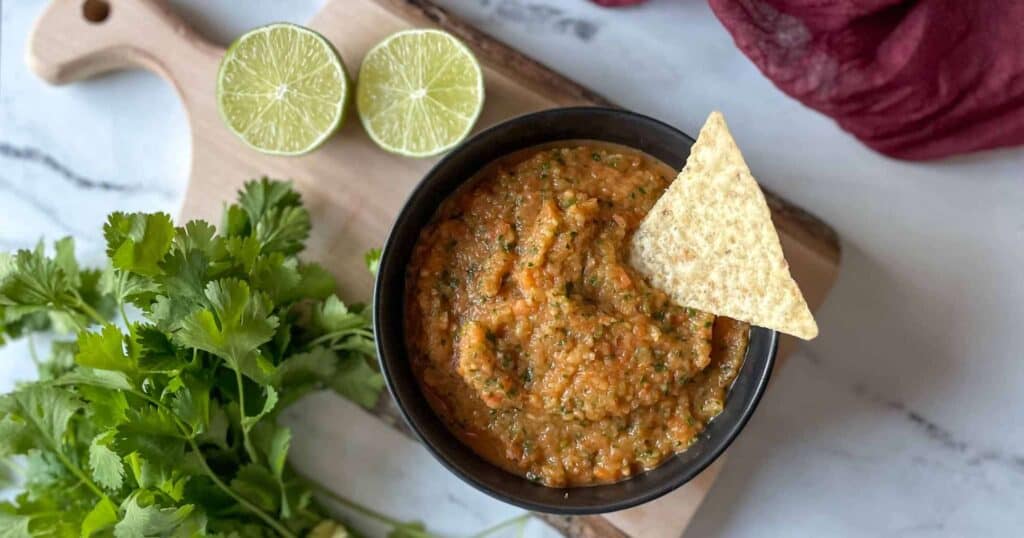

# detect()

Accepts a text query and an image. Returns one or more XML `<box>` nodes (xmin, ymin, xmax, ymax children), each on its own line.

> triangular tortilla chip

<box><xmin>630</xmin><ymin>111</ymin><xmax>818</xmax><ymax>339</ymax></box>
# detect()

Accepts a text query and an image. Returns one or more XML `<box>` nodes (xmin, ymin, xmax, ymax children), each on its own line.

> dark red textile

<box><xmin>707</xmin><ymin>0</ymin><xmax>1024</xmax><ymax>160</ymax></box>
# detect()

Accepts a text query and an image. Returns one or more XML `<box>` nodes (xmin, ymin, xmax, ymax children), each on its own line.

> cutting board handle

<box><xmin>27</xmin><ymin>0</ymin><xmax>217</xmax><ymax>85</ymax></box>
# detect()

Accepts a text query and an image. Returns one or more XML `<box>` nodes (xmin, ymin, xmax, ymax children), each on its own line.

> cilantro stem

<box><xmin>471</xmin><ymin>513</ymin><xmax>531</xmax><ymax>538</ymax></box>
<box><xmin>234</xmin><ymin>368</ymin><xmax>259</xmax><ymax>463</ymax></box>
<box><xmin>186</xmin><ymin>436</ymin><xmax>298</xmax><ymax>538</ymax></box>
<box><xmin>61</xmin><ymin>307</ymin><xmax>90</xmax><ymax>333</ymax></box>
<box><xmin>73</xmin><ymin>293</ymin><xmax>108</xmax><ymax>327</ymax></box>
<box><xmin>119</xmin><ymin>304</ymin><xmax>132</xmax><ymax>333</ymax></box>
<box><xmin>126</xmin><ymin>388</ymin><xmax>295</xmax><ymax>538</ymax></box>
<box><xmin>27</xmin><ymin>333</ymin><xmax>40</xmax><ymax>367</ymax></box>
<box><xmin>19</xmin><ymin>383</ymin><xmax>113</xmax><ymax>506</ymax></box>
<box><xmin>112</xmin><ymin>273</ymin><xmax>133</xmax><ymax>336</ymax></box>
<box><xmin>306</xmin><ymin>328</ymin><xmax>374</xmax><ymax>349</ymax></box>
<box><xmin>53</xmin><ymin>450</ymin><xmax>112</xmax><ymax>507</ymax></box>
<box><xmin>308</xmin><ymin>477</ymin><xmax>530</xmax><ymax>538</ymax></box>
<box><xmin>297</xmin><ymin>472</ymin><xmax>437</xmax><ymax>537</ymax></box>
<box><xmin>25</xmin><ymin>511</ymin><xmax>62</xmax><ymax>521</ymax></box>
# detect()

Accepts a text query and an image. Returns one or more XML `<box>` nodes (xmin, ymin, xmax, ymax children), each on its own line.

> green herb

<box><xmin>0</xmin><ymin>179</ymin><xmax>447</xmax><ymax>537</ymax></box>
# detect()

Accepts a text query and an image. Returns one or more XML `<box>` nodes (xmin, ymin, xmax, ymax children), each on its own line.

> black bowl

<box><xmin>373</xmin><ymin>107</ymin><xmax>778</xmax><ymax>514</ymax></box>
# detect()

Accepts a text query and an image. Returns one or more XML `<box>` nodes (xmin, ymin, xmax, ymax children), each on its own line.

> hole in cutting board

<box><xmin>82</xmin><ymin>0</ymin><xmax>110</xmax><ymax>23</ymax></box>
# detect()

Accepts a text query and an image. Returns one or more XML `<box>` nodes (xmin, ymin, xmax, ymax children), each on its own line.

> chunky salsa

<box><xmin>405</xmin><ymin>143</ymin><xmax>750</xmax><ymax>487</ymax></box>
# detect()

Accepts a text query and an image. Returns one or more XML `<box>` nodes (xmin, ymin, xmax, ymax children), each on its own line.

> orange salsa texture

<box><xmin>405</xmin><ymin>144</ymin><xmax>749</xmax><ymax>487</ymax></box>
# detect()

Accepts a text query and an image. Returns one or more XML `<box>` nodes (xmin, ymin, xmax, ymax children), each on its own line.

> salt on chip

<box><xmin>630</xmin><ymin>111</ymin><xmax>818</xmax><ymax>339</ymax></box>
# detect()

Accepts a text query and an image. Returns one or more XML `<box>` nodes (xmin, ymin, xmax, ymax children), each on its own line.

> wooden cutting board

<box><xmin>27</xmin><ymin>1</ymin><xmax>840</xmax><ymax>536</ymax></box>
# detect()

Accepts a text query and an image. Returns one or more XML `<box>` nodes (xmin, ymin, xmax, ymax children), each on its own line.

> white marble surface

<box><xmin>2</xmin><ymin>0</ymin><xmax>1023</xmax><ymax>537</ymax></box>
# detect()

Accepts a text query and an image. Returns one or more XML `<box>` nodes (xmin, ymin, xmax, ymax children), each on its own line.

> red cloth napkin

<box><xmin>708</xmin><ymin>0</ymin><xmax>1024</xmax><ymax>160</ymax></box>
<box><xmin>593</xmin><ymin>0</ymin><xmax>1024</xmax><ymax>159</ymax></box>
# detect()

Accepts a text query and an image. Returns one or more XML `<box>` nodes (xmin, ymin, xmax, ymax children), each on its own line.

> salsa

<box><xmin>405</xmin><ymin>143</ymin><xmax>750</xmax><ymax>487</ymax></box>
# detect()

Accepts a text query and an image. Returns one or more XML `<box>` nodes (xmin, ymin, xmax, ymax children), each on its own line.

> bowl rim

<box><xmin>373</xmin><ymin>106</ymin><xmax>779</xmax><ymax>514</ymax></box>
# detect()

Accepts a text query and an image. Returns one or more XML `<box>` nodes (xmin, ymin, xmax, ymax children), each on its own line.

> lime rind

<box><xmin>356</xmin><ymin>29</ymin><xmax>485</xmax><ymax>158</ymax></box>
<box><xmin>217</xmin><ymin>23</ymin><xmax>350</xmax><ymax>156</ymax></box>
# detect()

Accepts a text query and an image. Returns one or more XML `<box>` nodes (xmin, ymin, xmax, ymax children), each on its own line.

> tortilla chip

<box><xmin>630</xmin><ymin>111</ymin><xmax>818</xmax><ymax>339</ymax></box>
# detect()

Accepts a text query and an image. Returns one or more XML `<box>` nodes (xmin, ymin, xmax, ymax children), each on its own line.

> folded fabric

<box><xmin>708</xmin><ymin>0</ymin><xmax>1024</xmax><ymax>160</ymax></box>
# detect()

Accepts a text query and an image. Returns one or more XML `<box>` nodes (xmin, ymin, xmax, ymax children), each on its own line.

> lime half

<box><xmin>357</xmin><ymin>29</ymin><xmax>485</xmax><ymax>158</ymax></box>
<box><xmin>217</xmin><ymin>23</ymin><xmax>349</xmax><ymax>156</ymax></box>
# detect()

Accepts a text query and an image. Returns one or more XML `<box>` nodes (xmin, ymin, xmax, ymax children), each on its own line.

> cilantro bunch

<box><xmin>0</xmin><ymin>179</ymin><xmax>391</xmax><ymax>537</ymax></box>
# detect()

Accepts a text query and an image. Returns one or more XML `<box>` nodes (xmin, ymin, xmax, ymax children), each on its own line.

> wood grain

<box><xmin>27</xmin><ymin>1</ymin><xmax>840</xmax><ymax>536</ymax></box>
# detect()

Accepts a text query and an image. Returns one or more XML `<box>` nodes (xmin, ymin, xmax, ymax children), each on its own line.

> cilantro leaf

<box><xmin>295</xmin><ymin>262</ymin><xmax>336</xmax><ymax>300</ymax></box>
<box><xmin>101</xmin><ymin>268</ymin><xmax>160</xmax><ymax>309</ymax></box>
<box><xmin>225</xmin><ymin>235</ymin><xmax>262</xmax><ymax>274</ymax></box>
<box><xmin>157</xmin><ymin>248</ymin><xmax>210</xmax><ymax>304</ymax></box>
<box><xmin>0</xmin><ymin>413</ymin><xmax>36</xmax><ymax>458</ymax></box>
<box><xmin>0</xmin><ymin>245</ymin><xmax>76</xmax><ymax>312</ymax></box>
<box><xmin>0</xmin><ymin>509</ymin><xmax>31</xmax><ymax>538</ymax></box>
<box><xmin>238</xmin><ymin>178</ymin><xmax>303</xmax><ymax>221</ymax></box>
<box><xmin>266</xmin><ymin>427</ymin><xmax>291</xmax><ymax>480</ymax></box>
<box><xmin>264</xmin><ymin>426</ymin><xmax>292</xmax><ymax>518</ymax></box>
<box><xmin>308</xmin><ymin>520</ymin><xmax>351</xmax><ymax>538</ymax></box>
<box><xmin>103</xmin><ymin>215</ymin><xmax>174</xmax><ymax>282</ymax></box>
<box><xmin>255</xmin><ymin>205</ymin><xmax>311</xmax><ymax>257</ymax></box>
<box><xmin>114</xmin><ymin>492</ymin><xmax>198</xmax><ymax>538</ymax></box>
<box><xmin>230</xmin><ymin>463</ymin><xmax>279</xmax><ymax>514</ymax></box>
<box><xmin>272</xmin><ymin>347</ymin><xmax>337</xmax><ymax>399</ymax></box>
<box><xmin>221</xmin><ymin>204</ymin><xmax>249</xmax><ymax>238</ymax></box>
<box><xmin>81</xmin><ymin>499</ymin><xmax>118</xmax><ymax>538</ymax></box>
<box><xmin>331</xmin><ymin>355</ymin><xmax>385</xmax><ymax>409</ymax></box>
<box><xmin>53</xmin><ymin>237</ymin><xmax>80</xmax><ymax>287</ymax></box>
<box><xmin>0</xmin><ymin>385</ymin><xmax>82</xmax><ymax>456</ymax></box>
<box><xmin>23</xmin><ymin>449</ymin><xmax>68</xmax><ymax>495</ymax></box>
<box><xmin>174</xmin><ymin>279</ymin><xmax>278</xmax><ymax>379</ymax></box>
<box><xmin>241</xmin><ymin>385</ymin><xmax>278</xmax><ymax>434</ymax></box>
<box><xmin>57</xmin><ymin>369</ymin><xmax>133</xmax><ymax>392</ymax></box>
<box><xmin>316</xmin><ymin>295</ymin><xmax>370</xmax><ymax>334</ymax></box>
<box><xmin>89</xmin><ymin>431</ymin><xmax>125</xmax><ymax>491</ymax></box>
<box><xmin>236</xmin><ymin>178</ymin><xmax>310</xmax><ymax>256</ymax></box>
<box><xmin>80</xmin><ymin>383</ymin><xmax>129</xmax><ymax>429</ymax></box>
<box><xmin>115</xmin><ymin>408</ymin><xmax>186</xmax><ymax>471</ymax></box>
<box><xmin>76</xmin><ymin>324</ymin><xmax>137</xmax><ymax>375</ymax></box>
<box><xmin>147</xmin><ymin>295</ymin><xmax>196</xmax><ymax>333</ymax></box>
<box><xmin>104</xmin><ymin>212</ymin><xmax>175</xmax><ymax>277</ymax></box>
<box><xmin>135</xmin><ymin>325</ymin><xmax>189</xmax><ymax>373</ymax></box>
<box><xmin>172</xmin><ymin>220</ymin><xmax>217</xmax><ymax>255</ymax></box>
<box><xmin>124</xmin><ymin>454</ymin><xmax>189</xmax><ymax>499</ymax></box>
<box><xmin>365</xmin><ymin>247</ymin><xmax>382</xmax><ymax>276</ymax></box>
<box><xmin>164</xmin><ymin>373</ymin><xmax>211</xmax><ymax>436</ymax></box>
<box><xmin>250</xmin><ymin>253</ymin><xmax>302</xmax><ymax>304</ymax></box>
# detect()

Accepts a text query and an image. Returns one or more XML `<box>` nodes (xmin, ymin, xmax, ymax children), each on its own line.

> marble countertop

<box><xmin>2</xmin><ymin>0</ymin><xmax>1023</xmax><ymax>536</ymax></box>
